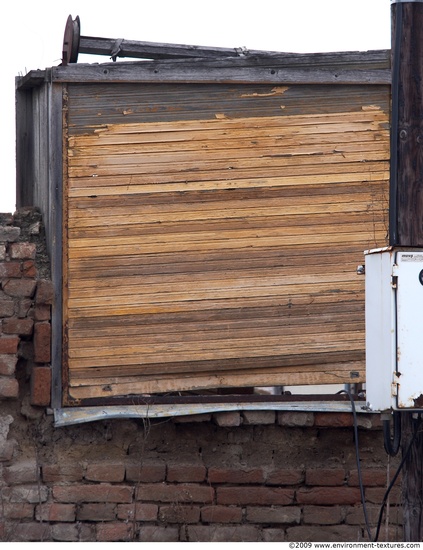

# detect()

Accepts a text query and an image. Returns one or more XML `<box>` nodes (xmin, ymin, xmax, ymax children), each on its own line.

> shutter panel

<box><xmin>64</xmin><ymin>83</ymin><xmax>389</xmax><ymax>401</ymax></box>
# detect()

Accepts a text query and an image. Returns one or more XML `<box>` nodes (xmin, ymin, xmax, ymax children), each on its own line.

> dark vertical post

<box><xmin>390</xmin><ymin>0</ymin><xmax>423</xmax><ymax>246</ymax></box>
<box><xmin>391</xmin><ymin>0</ymin><xmax>423</xmax><ymax>541</ymax></box>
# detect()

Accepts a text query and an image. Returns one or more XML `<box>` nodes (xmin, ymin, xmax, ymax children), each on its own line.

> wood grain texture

<box><xmin>63</xmin><ymin>82</ymin><xmax>389</xmax><ymax>401</ymax></box>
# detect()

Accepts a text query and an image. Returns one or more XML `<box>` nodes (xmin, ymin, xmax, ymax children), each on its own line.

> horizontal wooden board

<box><xmin>63</xmin><ymin>82</ymin><xmax>389</xmax><ymax>403</ymax></box>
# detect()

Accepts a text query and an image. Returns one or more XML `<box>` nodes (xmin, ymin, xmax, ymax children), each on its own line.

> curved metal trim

<box><xmin>54</xmin><ymin>401</ymin><xmax>373</xmax><ymax>427</ymax></box>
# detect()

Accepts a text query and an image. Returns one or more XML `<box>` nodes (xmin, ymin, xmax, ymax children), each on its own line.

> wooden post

<box><xmin>391</xmin><ymin>0</ymin><xmax>423</xmax><ymax>541</ymax></box>
<box><xmin>390</xmin><ymin>0</ymin><xmax>423</xmax><ymax>246</ymax></box>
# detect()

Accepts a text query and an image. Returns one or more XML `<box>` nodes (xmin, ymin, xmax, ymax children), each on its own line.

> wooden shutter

<box><xmin>64</xmin><ymin>82</ymin><xmax>389</xmax><ymax>402</ymax></box>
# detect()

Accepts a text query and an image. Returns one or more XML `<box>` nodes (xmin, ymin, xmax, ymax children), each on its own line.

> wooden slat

<box><xmin>67</xmin><ymin>360</ymin><xmax>366</xmax><ymax>400</ymax></box>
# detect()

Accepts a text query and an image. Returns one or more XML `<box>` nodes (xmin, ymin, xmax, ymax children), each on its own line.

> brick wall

<box><xmin>0</xmin><ymin>209</ymin><xmax>402</xmax><ymax>542</ymax></box>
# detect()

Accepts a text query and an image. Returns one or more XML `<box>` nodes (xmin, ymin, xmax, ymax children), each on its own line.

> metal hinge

<box><xmin>391</xmin><ymin>372</ymin><xmax>401</xmax><ymax>397</ymax></box>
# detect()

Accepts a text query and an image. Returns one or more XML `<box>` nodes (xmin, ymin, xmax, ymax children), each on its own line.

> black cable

<box><xmin>374</xmin><ymin>414</ymin><xmax>422</xmax><ymax>542</ymax></box>
<box><xmin>339</xmin><ymin>390</ymin><xmax>372</xmax><ymax>541</ymax></box>
<box><xmin>383</xmin><ymin>411</ymin><xmax>402</xmax><ymax>456</ymax></box>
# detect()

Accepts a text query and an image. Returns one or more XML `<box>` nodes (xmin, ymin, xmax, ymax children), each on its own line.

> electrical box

<box><xmin>365</xmin><ymin>247</ymin><xmax>423</xmax><ymax>411</ymax></box>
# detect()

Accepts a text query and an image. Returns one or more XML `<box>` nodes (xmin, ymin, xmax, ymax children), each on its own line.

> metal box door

<box><xmin>395</xmin><ymin>251</ymin><xmax>423</xmax><ymax>408</ymax></box>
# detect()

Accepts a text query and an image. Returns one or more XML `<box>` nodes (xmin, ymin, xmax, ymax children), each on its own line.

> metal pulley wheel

<box><xmin>62</xmin><ymin>15</ymin><xmax>81</xmax><ymax>65</ymax></box>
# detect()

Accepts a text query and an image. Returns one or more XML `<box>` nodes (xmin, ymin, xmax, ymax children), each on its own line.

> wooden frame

<box><xmin>16</xmin><ymin>49</ymin><xmax>391</xmax><ymax>410</ymax></box>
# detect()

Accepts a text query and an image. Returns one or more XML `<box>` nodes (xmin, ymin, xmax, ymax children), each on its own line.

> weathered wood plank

<box><xmin>52</xmin><ymin>62</ymin><xmax>391</xmax><ymax>85</ymax></box>
<box><xmin>67</xmin><ymin>362</ymin><xmax>366</xmax><ymax>400</ymax></box>
<box><xmin>67</xmin><ymin>188</ymin><xmax>387</xmax><ymax>221</ymax></box>
<box><xmin>66</xmin><ymin>289</ymin><xmax>364</xmax><ymax>320</ymax></box>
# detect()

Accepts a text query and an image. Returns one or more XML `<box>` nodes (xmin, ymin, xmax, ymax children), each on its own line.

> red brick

<box><xmin>246</xmin><ymin>506</ymin><xmax>301</xmax><ymax>524</ymax></box>
<box><xmin>303</xmin><ymin>505</ymin><xmax>343</xmax><ymax>525</ymax></box>
<box><xmin>201</xmin><ymin>505</ymin><xmax>243</xmax><ymax>523</ymax></box>
<box><xmin>42</xmin><ymin>463</ymin><xmax>83</xmax><ymax>483</ymax></box>
<box><xmin>344</xmin><ymin>504</ymin><xmax>393</xmax><ymax>526</ymax></box>
<box><xmin>52</xmin><ymin>523</ymin><xmax>95</xmax><ymax>542</ymax></box>
<box><xmin>0</xmin><ymin>354</ymin><xmax>17</xmax><ymax>375</ymax></box>
<box><xmin>136</xmin><ymin>483</ymin><xmax>213</xmax><ymax>504</ymax></box>
<box><xmin>242</xmin><ymin>410</ymin><xmax>276</xmax><ymax>424</ymax></box>
<box><xmin>32</xmin><ymin>304</ymin><xmax>51</xmax><ymax>321</ymax></box>
<box><xmin>17</xmin><ymin>298</ymin><xmax>32</xmax><ymax>318</ymax></box>
<box><xmin>167</xmin><ymin>463</ymin><xmax>206</xmax><ymax>482</ymax></box>
<box><xmin>172</xmin><ymin>413</ymin><xmax>212</xmax><ymax>423</ymax></box>
<box><xmin>117</xmin><ymin>503</ymin><xmax>158</xmax><ymax>521</ymax></box>
<box><xmin>53</xmin><ymin>484</ymin><xmax>133</xmax><ymax>503</ymax></box>
<box><xmin>314</xmin><ymin>412</ymin><xmax>354</xmax><ymax>427</ymax></box>
<box><xmin>2</xmin><ymin>317</ymin><xmax>33</xmax><ymax>336</ymax></box>
<box><xmin>35</xmin><ymin>280</ymin><xmax>54</xmax><ymax>305</ymax></box>
<box><xmin>183</xmin><ymin>525</ymin><xmax>261</xmax><ymax>542</ymax></box>
<box><xmin>96</xmin><ymin>523</ymin><xmax>133</xmax><ymax>542</ymax></box>
<box><xmin>4</xmin><ymin>459</ymin><xmax>39</xmax><ymax>484</ymax></box>
<box><xmin>2</xmin><ymin>278</ymin><xmax>36</xmax><ymax>298</ymax></box>
<box><xmin>85</xmin><ymin>462</ymin><xmax>125</xmax><ymax>482</ymax></box>
<box><xmin>213</xmin><ymin>411</ymin><xmax>241</xmax><ymax>427</ymax></box>
<box><xmin>22</xmin><ymin>260</ymin><xmax>36</xmax><ymax>278</ymax></box>
<box><xmin>9</xmin><ymin>242</ymin><xmax>36</xmax><ymax>260</ymax></box>
<box><xmin>0</xmin><ymin>376</ymin><xmax>19</xmax><ymax>399</ymax></box>
<box><xmin>36</xmin><ymin>503</ymin><xmax>76</xmax><ymax>522</ymax></box>
<box><xmin>365</xmin><ymin>486</ymin><xmax>402</xmax><ymax>505</ymax></box>
<box><xmin>348</xmin><ymin>468</ymin><xmax>391</xmax><ymax>487</ymax></box>
<box><xmin>370</xmin><ymin>525</ymin><xmax>404</xmax><ymax>542</ymax></box>
<box><xmin>286</xmin><ymin>525</ymin><xmax>361</xmax><ymax>543</ymax></box>
<box><xmin>30</xmin><ymin>366</ymin><xmax>51</xmax><ymax>406</ymax></box>
<box><xmin>3</xmin><ymin>502</ymin><xmax>34</xmax><ymax>519</ymax></box>
<box><xmin>3</xmin><ymin>485</ymin><xmax>49</xmax><ymax>503</ymax></box>
<box><xmin>208</xmin><ymin>467</ymin><xmax>264</xmax><ymax>484</ymax></box>
<box><xmin>125</xmin><ymin>461</ymin><xmax>166</xmax><ymax>482</ymax></box>
<box><xmin>159</xmin><ymin>504</ymin><xmax>201</xmax><ymax>524</ymax></box>
<box><xmin>77</xmin><ymin>503</ymin><xmax>117</xmax><ymax>521</ymax></box>
<box><xmin>139</xmin><ymin>525</ymin><xmax>179</xmax><ymax>542</ymax></box>
<box><xmin>266</xmin><ymin>469</ymin><xmax>304</xmax><ymax>486</ymax></box>
<box><xmin>277</xmin><ymin>411</ymin><xmax>314</xmax><ymax>427</ymax></box>
<box><xmin>34</xmin><ymin>322</ymin><xmax>51</xmax><ymax>363</ymax></box>
<box><xmin>296</xmin><ymin>487</ymin><xmax>361</xmax><ymax>505</ymax></box>
<box><xmin>9</xmin><ymin>522</ymin><xmax>51</xmax><ymax>542</ymax></box>
<box><xmin>0</xmin><ymin>262</ymin><xmax>21</xmax><ymax>278</ymax></box>
<box><xmin>217</xmin><ymin>486</ymin><xmax>294</xmax><ymax>506</ymax></box>
<box><xmin>263</xmin><ymin>528</ymin><xmax>286</xmax><ymax>542</ymax></box>
<box><xmin>306</xmin><ymin>468</ymin><xmax>346</xmax><ymax>486</ymax></box>
<box><xmin>0</xmin><ymin>336</ymin><xmax>19</xmax><ymax>354</ymax></box>
<box><xmin>0</xmin><ymin>299</ymin><xmax>14</xmax><ymax>317</ymax></box>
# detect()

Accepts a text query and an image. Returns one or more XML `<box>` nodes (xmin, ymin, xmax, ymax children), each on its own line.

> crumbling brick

<box><xmin>33</xmin><ymin>322</ymin><xmax>51</xmax><ymax>363</ymax></box>
<box><xmin>9</xmin><ymin>242</ymin><xmax>36</xmax><ymax>260</ymax></box>
<box><xmin>30</xmin><ymin>366</ymin><xmax>51</xmax><ymax>407</ymax></box>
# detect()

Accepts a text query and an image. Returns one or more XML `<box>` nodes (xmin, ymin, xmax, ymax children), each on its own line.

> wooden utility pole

<box><xmin>390</xmin><ymin>0</ymin><xmax>423</xmax><ymax>541</ymax></box>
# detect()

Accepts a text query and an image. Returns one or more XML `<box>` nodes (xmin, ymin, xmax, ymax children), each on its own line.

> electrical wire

<box><xmin>339</xmin><ymin>390</ymin><xmax>372</xmax><ymax>541</ymax></box>
<box><xmin>382</xmin><ymin>411</ymin><xmax>402</xmax><ymax>456</ymax></box>
<box><xmin>340</xmin><ymin>391</ymin><xmax>419</xmax><ymax>541</ymax></box>
<box><xmin>374</xmin><ymin>414</ymin><xmax>422</xmax><ymax>542</ymax></box>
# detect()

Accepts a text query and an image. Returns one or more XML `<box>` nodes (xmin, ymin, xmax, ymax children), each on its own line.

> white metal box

<box><xmin>365</xmin><ymin>247</ymin><xmax>423</xmax><ymax>411</ymax></box>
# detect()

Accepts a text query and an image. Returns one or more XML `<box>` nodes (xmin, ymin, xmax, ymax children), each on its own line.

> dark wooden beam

<box><xmin>47</xmin><ymin>51</ymin><xmax>391</xmax><ymax>86</ymax></box>
<box><xmin>390</xmin><ymin>0</ymin><xmax>423</xmax><ymax>543</ymax></box>
<box><xmin>78</xmin><ymin>35</ymin><xmax>278</xmax><ymax>60</ymax></box>
<box><xmin>390</xmin><ymin>1</ymin><xmax>423</xmax><ymax>246</ymax></box>
<box><xmin>16</xmin><ymin>50</ymin><xmax>391</xmax><ymax>90</ymax></box>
